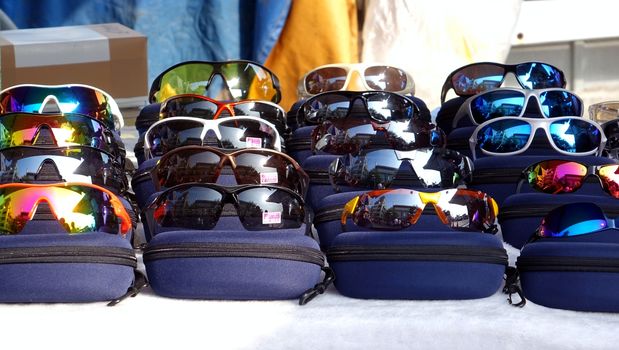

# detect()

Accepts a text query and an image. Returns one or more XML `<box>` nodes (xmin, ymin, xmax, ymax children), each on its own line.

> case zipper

<box><xmin>471</xmin><ymin>168</ymin><xmax>522</xmax><ymax>184</ymax></box>
<box><xmin>500</xmin><ymin>204</ymin><xmax>619</xmax><ymax>221</ymax></box>
<box><xmin>327</xmin><ymin>244</ymin><xmax>508</xmax><ymax>265</ymax></box>
<box><xmin>517</xmin><ymin>256</ymin><xmax>619</xmax><ymax>272</ymax></box>
<box><xmin>0</xmin><ymin>246</ymin><xmax>137</xmax><ymax>267</ymax></box>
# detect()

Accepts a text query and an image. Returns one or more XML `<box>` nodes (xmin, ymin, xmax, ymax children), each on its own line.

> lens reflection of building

<box><xmin>493</xmin><ymin>103</ymin><xmax>520</xmax><ymax>116</ymax></box>
<box><xmin>368</xmin><ymin>201</ymin><xmax>413</xmax><ymax>228</ymax></box>
<box><xmin>351</xmin><ymin>160</ymin><xmax>398</xmax><ymax>186</ymax></box>
<box><xmin>539</xmin><ymin>170</ymin><xmax>581</xmax><ymax>190</ymax></box>
<box><xmin>449</xmin><ymin>213</ymin><xmax>471</xmax><ymax>229</ymax></box>
<box><xmin>488</xmin><ymin>130</ymin><xmax>529</xmax><ymax>149</ymax></box>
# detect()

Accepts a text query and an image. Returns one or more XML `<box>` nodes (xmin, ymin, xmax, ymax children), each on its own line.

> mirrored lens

<box><xmin>154</xmin><ymin>148</ymin><xmax>222</xmax><ymax>187</ymax></box>
<box><xmin>303</xmin><ymin>93</ymin><xmax>351</xmax><ymax>123</ymax></box>
<box><xmin>160</xmin><ymin>95</ymin><xmax>220</xmax><ymax>119</ymax></box>
<box><xmin>364</xmin><ymin>66</ymin><xmax>408</xmax><ymax>91</ymax></box>
<box><xmin>152</xmin><ymin>186</ymin><xmax>224</xmax><ymax>230</ymax></box>
<box><xmin>516</xmin><ymin>63</ymin><xmax>564</xmax><ymax>89</ymax></box>
<box><xmin>156</xmin><ymin>63</ymin><xmax>215</xmax><ymax>102</ymax></box>
<box><xmin>538</xmin><ymin>202</ymin><xmax>607</xmax><ymax>237</ymax></box>
<box><xmin>549</xmin><ymin>119</ymin><xmax>601</xmax><ymax>153</ymax></box>
<box><xmin>451</xmin><ymin>64</ymin><xmax>505</xmax><ymax>95</ymax></box>
<box><xmin>237</xmin><ymin>187</ymin><xmax>304</xmax><ymax>230</ymax></box>
<box><xmin>366</xmin><ymin>92</ymin><xmax>415</xmax><ymax>122</ymax></box>
<box><xmin>539</xmin><ymin>91</ymin><xmax>582</xmax><ymax>117</ymax></box>
<box><xmin>598</xmin><ymin>165</ymin><xmax>619</xmax><ymax>198</ymax></box>
<box><xmin>470</xmin><ymin>90</ymin><xmax>526</xmax><ymax>123</ymax></box>
<box><xmin>477</xmin><ymin>119</ymin><xmax>531</xmax><ymax>153</ymax></box>
<box><xmin>147</xmin><ymin>119</ymin><xmax>206</xmax><ymax>156</ymax></box>
<box><xmin>435</xmin><ymin>189</ymin><xmax>497</xmax><ymax>232</ymax></box>
<box><xmin>234</xmin><ymin>152</ymin><xmax>306</xmax><ymax>195</ymax></box>
<box><xmin>399</xmin><ymin>148</ymin><xmax>472</xmax><ymax>187</ymax></box>
<box><xmin>525</xmin><ymin>160</ymin><xmax>587</xmax><ymax>194</ymax></box>
<box><xmin>0</xmin><ymin>184</ymin><xmax>129</xmax><ymax>235</ymax></box>
<box><xmin>350</xmin><ymin>189</ymin><xmax>425</xmax><ymax>230</ymax></box>
<box><xmin>221</xmin><ymin>63</ymin><xmax>279</xmax><ymax>101</ymax></box>
<box><xmin>217</xmin><ymin>119</ymin><xmax>278</xmax><ymax>149</ymax></box>
<box><xmin>590</xmin><ymin>102</ymin><xmax>619</xmax><ymax>123</ymax></box>
<box><xmin>305</xmin><ymin>67</ymin><xmax>348</xmax><ymax>94</ymax></box>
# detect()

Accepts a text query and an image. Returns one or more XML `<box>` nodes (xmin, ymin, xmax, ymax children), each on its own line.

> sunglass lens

<box><xmin>303</xmin><ymin>93</ymin><xmax>350</xmax><ymax>123</ymax></box>
<box><xmin>526</xmin><ymin>160</ymin><xmax>587</xmax><ymax>194</ymax></box>
<box><xmin>351</xmin><ymin>190</ymin><xmax>424</xmax><ymax>229</ymax></box>
<box><xmin>161</xmin><ymin>96</ymin><xmax>220</xmax><ymax>119</ymax></box>
<box><xmin>153</xmin><ymin>185</ymin><xmax>223</xmax><ymax>230</ymax></box>
<box><xmin>436</xmin><ymin>189</ymin><xmax>496</xmax><ymax>232</ymax></box>
<box><xmin>451</xmin><ymin>64</ymin><xmax>505</xmax><ymax>95</ymax></box>
<box><xmin>157</xmin><ymin>63</ymin><xmax>215</xmax><ymax>102</ymax></box>
<box><xmin>155</xmin><ymin>149</ymin><xmax>221</xmax><ymax>188</ymax></box>
<box><xmin>217</xmin><ymin>119</ymin><xmax>278</xmax><ymax>150</ymax></box>
<box><xmin>538</xmin><ymin>202</ymin><xmax>607</xmax><ymax>237</ymax></box>
<box><xmin>366</xmin><ymin>92</ymin><xmax>415</xmax><ymax>122</ymax></box>
<box><xmin>347</xmin><ymin>150</ymin><xmax>402</xmax><ymax>188</ymax></box>
<box><xmin>598</xmin><ymin>165</ymin><xmax>619</xmax><ymax>198</ymax></box>
<box><xmin>549</xmin><ymin>119</ymin><xmax>601</xmax><ymax>153</ymax></box>
<box><xmin>305</xmin><ymin>67</ymin><xmax>348</xmax><ymax>94</ymax></box>
<box><xmin>147</xmin><ymin>119</ymin><xmax>205</xmax><ymax>156</ymax></box>
<box><xmin>477</xmin><ymin>119</ymin><xmax>531</xmax><ymax>153</ymax></box>
<box><xmin>470</xmin><ymin>90</ymin><xmax>525</xmax><ymax>123</ymax></box>
<box><xmin>539</xmin><ymin>90</ymin><xmax>582</xmax><ymax>117</ymax></box>
<box><xmin>516</xmin><ymin>63</ymin><xmax>564</xmax><ymax>89</ymax></box>
<box><xmin>364</xmin><ymin>66</ymin><xmax>408</xmax><ymax>91</ymax></box>
<box><xmin>234</xmin><ymin>152</ymin><xmax>304</xmax><ymax>194</ymax></box>
<box><xmin>221</xmin><ymin>63</ymin><xmax>279</xmax><ymax>101</ymax></box>
<box><xmin>0</xmin><ymin>86</ymin><xmax>44</xmax><ymax>113</ymax></box>
<box><xmin>236</xmin><ymin>187</ymin><xmax>304</xmax><ymax>230</ymax></box>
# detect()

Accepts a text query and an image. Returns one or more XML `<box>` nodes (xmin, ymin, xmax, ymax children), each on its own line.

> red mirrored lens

<box><xmin>598</xmin><ymin>165</ymin><xmax>619</xmax><ymax>198</ymax></box>
<box><xmin>526</xmin><ymin>160</ymin><xmax>587</xmax><ymax>194</ymax></box>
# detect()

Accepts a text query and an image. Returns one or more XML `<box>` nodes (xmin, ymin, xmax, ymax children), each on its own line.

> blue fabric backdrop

<box><xmin>0</xmin><ymin>0</ymin><xmax>291</xmax><ymax>84</ymax></box>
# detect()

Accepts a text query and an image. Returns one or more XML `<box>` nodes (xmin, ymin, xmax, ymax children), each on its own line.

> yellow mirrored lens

<box><xmin>156</xmin><ymin>63</ymin><xmax>215</xmax><ymax>102</ymax></box>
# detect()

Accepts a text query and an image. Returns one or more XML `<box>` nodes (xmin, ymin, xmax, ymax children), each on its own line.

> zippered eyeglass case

<box><xmin>517</xmin><ymin>229</ymin><xmax>619</xmax><ymax>312</ymax></box>
<box><xmin>327</xmin><ymin>231</ymin><xmax>507</xmax><ymax>300</ymax></box>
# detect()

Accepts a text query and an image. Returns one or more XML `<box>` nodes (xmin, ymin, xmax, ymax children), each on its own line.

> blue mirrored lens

<box><xmin>477</xmin><ymin>119</ymin><xmax>531</xmax><ymax>153</ymax></box>
<box><xmin>539</xmin><ymin>203</ymin><xmax>607</xmax><ymax>237</ymax></box>
<box><xmin>470</xmin><ymin>90</ymin><xmax>525</xmax><ymax>123</ymax></box>
<box><xmin>516</xmin><ymin>63</ymin><xmax>564</xmax><ymax>89</ymax></box>
<box><xmin>539</xmin><ymin>91</ymin><xmax>582</xmax><ymax>117</ymax></box>
<box><xmin>549</xmin><ymin>119</ymin><xmax>600</xmax><ymax>153</ymax></box>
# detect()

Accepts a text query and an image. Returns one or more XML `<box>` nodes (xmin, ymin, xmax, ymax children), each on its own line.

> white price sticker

<box><xmin>262</xmin><ymin>211</ymin><xmax>282</xmax><ymax>224</ymax></box>
<box><xmin>246</xmin><ymin>137</ymin><xmax>262</xmax><ymax>148</ymax></box>
<box><xmin>260</xmin><ymin>172</ymin><xmax>279</xmax><ymax>184</ymax></box>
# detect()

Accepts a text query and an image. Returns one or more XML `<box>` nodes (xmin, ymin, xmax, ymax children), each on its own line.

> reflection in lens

<box><xmin>352</xmin><ymin>190</ymin><xmax>424</xmax><ymax>230</ymax></box>
<box><xmin>435</xmin><ymin>189</ymin><xmax>497</xmax><ymax>232</ymax></box>
<box><xmin>157</xmin><ymin>63</ymin><xmax>215</xmax><ymax>101</ymax></box>
<box><xmin>218</xmin><ymin>120</ymin><xmax>277</xmax><ymax>150</ymax></box>
<box><xmin>526</xmin><ymin>160</ymin><xmax>586</xmax><ymax>194</ymax></box>
<box><xmin>154</xmin><ymin>186</ymin><xmax>224</xmax><ymax>230</ymax></box>
<box><xmin>305</xmin><ymin>67</ymin><xmax>348</xmax><ymax>94</ymax></box>
<box><xmin>470</xmin><ymin>90</ymin><xmax>525</xmax><ymax>123</ymax></box>
<box><xmin>451</xmin><ymin>64</ymin><xmax>504</xmax><ymax>95</ymax></box>
<box><xmin>237</xmin><ymin>187</ymin><xmax>304</xmax><ymax>230</ymax></box>
<box><xmin>516</xmin><ymin>63</ymin><xmax>564</xmax><ymax>89</ymax></box>
<box><xmin>304</xmin><ymin>93</ymin><xmax>350</xmax><ymax>122</ymax></box>
<box><xmin>366</xmin><ymin>92</ymin><xmax>414</xmax><ymax>122</ymax></box>
<box><xmin>161</xmin><ymin>96</ymin><xmax>219</xmax><ymax>119</ymax></box>
<box><xmin>147</xmin><ymin>120</ymin><xmax>205</xmax><ymax>156</ymax></box>
<box><xmin>598</xmin><ymin>164</ymin><xmax>619</xmax><ymax>198</ymax></box>
<box><xmin>221</xmin><ymin>63</ymin><xmax>278</xmax><ymax>102</ymax></box>
<box><xmin>549</xmin><ymin>119</ymin><xmax>600</xmax><ymax>153</ymax></box>
<box><xmin>477</xmin><ymin>119</ymin><xmax>531</xmax><ymax>153</ymax></box>
<box><xmin>538</xmin><ymin>203</ymin><xmax>607</xmax><ymax>237</ymax></box>
<box><xmin>156</xmin><ymin>149</ymin><xmax>221</xmax><ymax>187</ymax></box>
<box><xmin>345</xmin><ymin>150</ymin><xmax>402</xmax><ymax>188</ymax></box>
<box><xmin>364</xmin><ymin>66</ymin><xmax>408</xmax><ymax>91</ymax></box>
<box><xmin>539</xmin><ymin>91</ymin><xmax>582</xmax><ymax>117</ymax></box>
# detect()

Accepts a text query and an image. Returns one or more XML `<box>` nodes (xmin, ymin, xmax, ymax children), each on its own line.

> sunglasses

<box><xmin>159</xmin><ymin>94</ymin><xmax>287</xmax><ymax>133</ymax></box>
<box><xmin>440</xmin><ymin>61</ymin><xmax>566</xmax><ymax>103</ymax></box>
<box><xmin>298</xmin><ymin>91</ymin><xmax>419</xmax><ymax>127</ymax></box>
<box><xmin>589</xmin><ymin>101</ymin><xmax>619</xmax><ymax>124</ymax></box>
<box><xmin>341</xmin><ymin>188</ymin><xmax>498</xmax><ymax>233</ymax></box>
<box><xmin>311</xmin><ymin>117</ymin><xmax>445</xmax><ymax>155</ymax></box>
<box><xmin>144</xmin><ymin>116</ymin><xmax>282</xmax><ymax>159</ymax></box>
<box><xmin>151</xmin><ymin>146</ymin><xmax>308</xmax><ymax>195</ymax></box>
<box><xmin>535</xmin><ymin>202</ymin><xmax>615</xmax><ymax>238</ymax></box>
<box><xmin>453</xmin><ymin>88</ymin><xmax>583</xmax><ymax>127</ymax></box>
<box><xmin>469</xmin><ymin>117</ymin><xmax>606</xmax><ymax>160</ymax></box>
<box><xmin>0</xmin><ymin>84</ymin><xmax>124</xmax><ymax>130</ymax></box>
<box><xmin>0</xmin><ymin>112</ymin><xmax>120</xmax><ymax>156</ymax></box>
<box><xmin>145</xmin><ymin>183</ymin><xmax>305</xmax><ymax>234</ymax></box>
<box><xmin>516</xmin><ymin>159</ymin><xmax>619</xmax><ymax>198</ymax></box>
<box><xmin>0</xmin><ymin>182</ymin><xmax>131</xmax><ymax>236</ymax></box>
<box><xmin>0</xmin><ymin>146</ymin><xmax>127</xmax><ymax>193</ymax></box>
<box><xmin>297</xmin><ymin>63</ymin><xmax>415</xmax><ymax>97</ymax></box>
<box><xmin>328</xmin><ymin>148</ymin><xmax>472</xmax><ymax>192</ymax></box>
<box><xmin>149</xmin><ymin>60</ymin><xmax>281</xmax><ymax>103</ymax></box>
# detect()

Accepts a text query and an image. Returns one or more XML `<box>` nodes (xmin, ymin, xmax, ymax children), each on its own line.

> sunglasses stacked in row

<box><xmin>0</xmin><ymin>84</ymin><xmax>145</xmax><ymax>305</ymax></box>
<box><xmin>437</xmin><ymin>61</ymin><xmax>619</xmax><ymax>312</ymax></box>
<box><xmin>286</xmin><ymin>64</ymin><xmax>508</xmax><ymax>300</ymax></box>
<box><xmin>131</xmin><ymin>60</ymin><xmax>332</xmax><ymax>303</ymax></box>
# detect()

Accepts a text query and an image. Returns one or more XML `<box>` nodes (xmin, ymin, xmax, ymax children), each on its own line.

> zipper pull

<box><xmin>107</xmin><ymin>270</ymin><xmax>149</xmax><ymax>307</ymax></box>
<box><xmin>298</xmin><ymin>266</ymin><xmax>335</xmax><ymax>305</ymax></box>
<box><xmin>503</xmin><ymin>266</ymin><xmax>526</xmax><ymax>308</ymax></box>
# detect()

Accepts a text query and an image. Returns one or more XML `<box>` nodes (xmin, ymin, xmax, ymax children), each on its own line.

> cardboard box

<box><xmin>0</xmin><ymin>23</ymin><xmax>148</xmax><ymax>107</ymax></box>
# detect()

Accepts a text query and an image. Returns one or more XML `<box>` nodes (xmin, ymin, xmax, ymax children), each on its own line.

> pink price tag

<box><xmin>260</xmin><ymin>172</ymin><xmax>279</xmax><ymax>184</ymax></box>
<box><xmin>262</xmin><ymin>211</ymin><xmax>282</xmax><ymax>225</ymax></box>
<box><xmin>245</xmin><ymin>137</ymin><xmax>262</xmax><ymax>148</ymax></box>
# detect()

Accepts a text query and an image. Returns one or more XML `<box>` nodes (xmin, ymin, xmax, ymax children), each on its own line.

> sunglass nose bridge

<box><xmin>345</xmin><ymin>70</ymin><xmax>366</xmax><ymax>91</ymax></box>
<box><xmin>523</xmin><ymin>95</ymin><xmax>542</xmax><ymax>116</ymax></box>
<box><xmin>39</xmin><ymin>95</ymin><xmax>62</xmax><ymax>113</ymax></box>
<box><xmin>32</xmin><ymin>125</ymin><xmax>57</xmax><ymax>146</ymax></box>
<box><xmin>34</xmin><ymin>159</ymin><xmax>63</xmax><ymax>182</ymax></box>
<box><xmin>205</xmin><ymin>73</ymin><xmax>234</xmax><ymax>101</ymax></box>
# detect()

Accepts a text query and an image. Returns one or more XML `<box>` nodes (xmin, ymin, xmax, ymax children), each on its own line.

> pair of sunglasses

<box><xmin>311</xmin><ymin>117</ymin><xmax>445</xmax><ymax>155</ymax></box>
<box><xmin>516</xmin><ymin>160</ymin><xmax>619</xmax><ymax>198</ymax></box>
<box><xmin>535</xmin><ymin>202</ymin><xmax>616</xmax><ymax>238</ymax></box>
<box><xmin>297</xmin><ymin>91</ymin><xmax>420</xmax><ymax>127</ymax></box>
<box><xmin>0</xmin><ymin>84</ymin><xmax>123</xmax><ymax>130</ymax></box>
<box><xmin>0</xmin><ymin>146</ymin><xmax>127</xmax><ymax>194</ymax></box>
<box><xmin>329</xmin><ymin>148</ymin><xmax>472</xmax><ymax>192</ymax></box>
<box><xmin>341</xmin><ymin>188</ymin><xmax>498</xmax><ymax>233</ymax></box>
<box><xmin>159</xmin><ymin>94</ymin><xmax>287</xmax><ymax>134</ymax></box>
<box><xmin>144</xmin><ymin>116</ymin><xmax>282</xmax><ymax>159</ymax></box>
<box><xmin>0</xmin><ymin>112</ymin><xmax>121</xmax><ymax>157</ymax></box>
<box><xmin>145</xmin><ymin>183</ymin><xmax>305</xmax><ymax>234</ymax></box>
<box><xmin>149</xmin><ymin>60</ymin><xmax>281</xmax><ymax>103</ymax></box>
<box><xmin>150</xmin><ymin>146</ymin><xmax>308</xmax><ymax>196</ymax></box>
<box><xmin>441</xmin><ymin>61</ymin><xmax>566</xmax><ymax>103</ymax></box>
<box><xmin>469</xmin><ymin>117</ymin><xmax>606</xmax><ymax>160</ymax></box>
<box><xmin>0</xmin><ymin>182</ymin><xmax>131</xmax><ymax>236</ymax></box>
<box><xmin>453</xmin><ymin>88</ymin><xmax>583</xmax><ymax>128</ymax></box>
<box><xmin>297</xmin><ymin>63</ymin><xmax>415</xmax><ymax>97</ymax></box>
